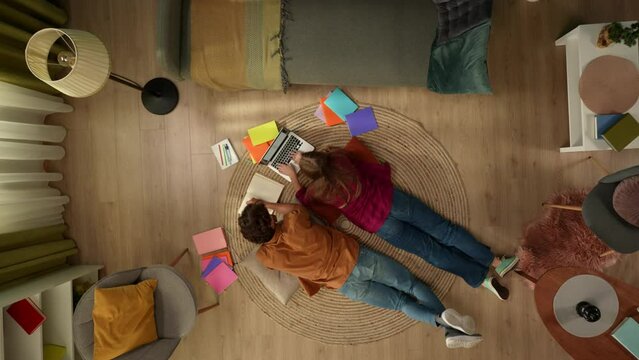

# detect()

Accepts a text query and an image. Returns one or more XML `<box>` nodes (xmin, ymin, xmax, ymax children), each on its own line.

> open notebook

<box><xmin>238</xmin><ymin>173</ymin><xmax>285</xmax><ymax>215</ymax></box>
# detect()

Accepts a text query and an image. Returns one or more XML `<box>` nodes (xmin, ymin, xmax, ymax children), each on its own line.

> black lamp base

<box><xmin>141</xmin><ymin>78</ymin><xmax>179</xmax><ymax>115</ymax></box>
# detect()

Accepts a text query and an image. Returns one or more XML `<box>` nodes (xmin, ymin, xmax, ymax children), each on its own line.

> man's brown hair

<box><xmin>238</xmin><ymin>203</ymin><xmax>275</xmax><ymax>244</ymax></box>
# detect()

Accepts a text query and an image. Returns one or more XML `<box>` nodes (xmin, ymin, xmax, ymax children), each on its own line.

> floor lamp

<box><xmin>25</xmin><ymin>28</ymin><xmax>179</xmax><ymax>115</ymax></box>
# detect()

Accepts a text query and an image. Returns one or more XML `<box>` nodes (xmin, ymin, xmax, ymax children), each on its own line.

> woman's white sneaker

<box><xmin>439</xmin><ymin>309</ymin><xmax>476</xmax><ymax>335</ymax></box>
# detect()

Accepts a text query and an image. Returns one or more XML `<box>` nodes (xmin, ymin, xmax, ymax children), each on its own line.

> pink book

<box><xmin>192</xmin><ymin>227</ymin><xmax>227</xmax><ymax>255</ymax></box>
<box><xmin>314</xmin><ymin>103</ymin><xmax>326</xmax><ymax>122</ymax></box>
<box><xmin>202</xmin><ymin>262</ymin><xmax>238</xmax><ymax>294</ymax></box>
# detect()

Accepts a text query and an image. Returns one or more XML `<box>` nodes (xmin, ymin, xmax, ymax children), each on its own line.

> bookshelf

<box><xmin>0</xmin><ymin>265</ymin><xmax>102</xmax><ymax>360</ymax></box>
<box><xmin>555</xmin><ymin>21</ymin><xmax>639</xmax><ymax>153</ymax></box>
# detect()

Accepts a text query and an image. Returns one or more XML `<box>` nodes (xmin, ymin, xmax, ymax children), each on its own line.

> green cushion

<box><xmin>427</xmin><ymin>20</ymin><xmax>492</xmax><ymax>94</ymax></box>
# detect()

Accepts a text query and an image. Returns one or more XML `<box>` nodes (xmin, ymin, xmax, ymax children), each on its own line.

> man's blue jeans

<box><xmin>376</xmin><ymin>188</ymin><xmax>493</xmax><ymax>288</ymax></box>
<box><xmin>339</xmin><ymin>247</ymin><xmax>445</xmax><ymax>327</ymax></box>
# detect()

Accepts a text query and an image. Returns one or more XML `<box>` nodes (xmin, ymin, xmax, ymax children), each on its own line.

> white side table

<box><xmin>556</xmin><ymin>22</ymin><xmax>639</xmax><ymax>153</ymax></box>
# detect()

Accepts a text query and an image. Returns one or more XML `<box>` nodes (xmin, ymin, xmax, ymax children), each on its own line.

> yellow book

<box><xmin>247</xmin><ymin>120</ymin><xmax>278</xmax><ymax>146</ymax></box>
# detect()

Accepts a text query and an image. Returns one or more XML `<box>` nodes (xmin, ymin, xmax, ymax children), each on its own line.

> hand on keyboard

<box><xmin>277</xmin><ymin>163</ymin><xmax>297</xmax><ymax>179</ymax></box>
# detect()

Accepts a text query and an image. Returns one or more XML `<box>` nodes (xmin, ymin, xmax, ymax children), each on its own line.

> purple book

<box><xmin>345</xmin><ymin>107</ymin><xmax>379</xmax><ymax>136</ymax></box>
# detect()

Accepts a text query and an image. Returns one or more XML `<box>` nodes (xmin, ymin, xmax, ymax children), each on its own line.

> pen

<box><xmin>218</xmin><ymin>144</ymin><xmax>225</xmax><ymax>166</ymax></box>
<box><xmin>224</xmin><ymin>144</ymin><xmax>233</xmax><ymax>164</ymax></box>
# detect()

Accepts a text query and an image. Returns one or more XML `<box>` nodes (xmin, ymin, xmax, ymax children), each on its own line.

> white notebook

<box><xmin>238</xmin><ymin>173</ymin><xmax>285</xmax><ymax>215</ymax></box>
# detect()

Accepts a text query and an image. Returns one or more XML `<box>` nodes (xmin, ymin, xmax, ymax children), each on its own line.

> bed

<box><xmin>158</xmin><ymin>0</ymin><xmax>493</xmax><ymax>93</ymax></box>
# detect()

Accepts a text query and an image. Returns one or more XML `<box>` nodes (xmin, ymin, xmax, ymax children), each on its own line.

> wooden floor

<box><xmin>47</xmin><ymin>1</ymin><xmax>639</xmax><ymax>359</ymax></box>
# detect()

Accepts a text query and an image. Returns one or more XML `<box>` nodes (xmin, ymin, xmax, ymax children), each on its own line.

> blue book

<box><xmin>201</xmin><ymin>257</ymin><xmax>223</xmax><ymax>278</ymax></box>
<box><xmin>595</xmin><ymin>114</ymin><xmax>623</xmax><ymax>139</ymax></box>
<box><xmin>612</xmin><ymin>317</ymin><xmax>639</xmax><ymax>359</ymax></box>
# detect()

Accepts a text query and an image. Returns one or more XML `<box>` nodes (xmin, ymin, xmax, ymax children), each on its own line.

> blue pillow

<box><xmin>427</xmin><ymin>20</ymin><xmax>492</xmax><ymax>94</ymax></box>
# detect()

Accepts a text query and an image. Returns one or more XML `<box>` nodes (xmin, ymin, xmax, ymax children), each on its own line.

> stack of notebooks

<box><xmin>192</xmin><ymin>227</ymin><xmax>238</xmax><ymax>294</ymax></box>
<box><xmin>314</xmin><ymin>88</ymin><xmax>379</xmax><ymax>136</ymax></box>
<box><xmin>242</xmin><ymin>120</ymin><xmax>279</xmax><ymax>164</ymax></box>
<box><xmin>595</xmin><ymin>113</ymin><xmax>639</xmax><ymax>151</ymax></box>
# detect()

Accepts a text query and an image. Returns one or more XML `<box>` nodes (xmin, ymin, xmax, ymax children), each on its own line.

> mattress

<box><xmin>183</xmin><ymin>0</ymin><xmax>492</xmax><ymax>92</ymax></box>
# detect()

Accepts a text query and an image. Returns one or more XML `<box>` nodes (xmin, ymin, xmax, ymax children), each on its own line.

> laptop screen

<box><xmin>260</xmin><ymin>130</ymin><xmax>288</xmax><ymax>164</ymax></box>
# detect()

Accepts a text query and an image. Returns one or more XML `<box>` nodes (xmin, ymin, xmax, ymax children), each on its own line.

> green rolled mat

<box><xmin>0</xmin><ymin>260</ymin><xmax>68</xmax><ymax>289</ymax></box>
<box><xmin>0</xmin><ymin>21</ymin><xmax>67</xmax><ymax>54</ymax></box>
<box><xmin>0</xmin><ymin>239</ymin><xmax>76</xmax><ymax>268</ymax></box>
<box><xmin>0</xmin><ymin>66</ymin><xmax>59</xmax><ymax>94</ymax></box>
<box><xmin>0</xmin><ymin>248</ymin><xmax>77</xmax><ymax>276</ymax></box>
<box><xmin>0</xmin><ymin>20</ymin><xmax>32</xmax><ymax>45</ymax></box>
<box><xmin>0</xmin><ymin>224</ymin><xmax>67</xmax><ymax>252</ymax></box>
<box><xmin>0</xmin><ymin>3</ymin><xmax>50</xmax><ymax>33</ymax></box>
<box><xmin>5</xmin><ymin>0</ymin><xmax>67</xmax><ymax>26</ymax></box>
<box><xmin>0</xmin><ymin>42</ymin><xmax>29</xmax><ymax>71</ymax></box>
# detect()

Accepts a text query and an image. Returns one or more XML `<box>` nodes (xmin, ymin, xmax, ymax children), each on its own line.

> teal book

<box><xmin>612</xmin><ymin>317</ymin><xmax>639</xmax><ymax>359</ymax></box>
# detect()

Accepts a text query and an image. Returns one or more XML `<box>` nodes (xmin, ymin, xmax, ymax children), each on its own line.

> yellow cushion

<box><xmin>92</xmin><ymin>279</ymin><xmax>158</xmax><ymax>360</ymax></box>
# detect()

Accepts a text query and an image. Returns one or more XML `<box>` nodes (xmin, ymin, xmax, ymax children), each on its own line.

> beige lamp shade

<box><xmin>25</xmin><ymin>28</ymin><xmax>111</xmax><ymax>98</ymax></box>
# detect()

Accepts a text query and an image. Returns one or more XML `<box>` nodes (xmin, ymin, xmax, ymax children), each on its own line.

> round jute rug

<box><xmin>223</xmin><ymin>104</ymin><xmax>468</xmax><ymax>344</ymax></box>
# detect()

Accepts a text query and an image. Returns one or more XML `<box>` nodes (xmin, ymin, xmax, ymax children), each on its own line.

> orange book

<box><xmin>242</xmin><ymin>136</ymin><xmax>271</xmax><ymax>164</ymax></box>
<box><xmin>202</xmin><ymin>249</ymin><xmax>234</xmax><ymax>267</ymax></box>
<box><xmin>320</xmin><ymin>97</ymin><xmax>344</xmax><ymax>126</ymax></box>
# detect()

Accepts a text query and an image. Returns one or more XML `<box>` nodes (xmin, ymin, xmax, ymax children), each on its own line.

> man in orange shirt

<box><xmin>239</xmin><ymin>200</ymin><xmax>483</xmax><ymax>349</ymax></box>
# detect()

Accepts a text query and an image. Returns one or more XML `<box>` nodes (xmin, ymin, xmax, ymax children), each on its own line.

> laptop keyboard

<box><xmin>272</xmin><ymin>136</ymin><xmax>302</xmax><ymax>167</ymax></box>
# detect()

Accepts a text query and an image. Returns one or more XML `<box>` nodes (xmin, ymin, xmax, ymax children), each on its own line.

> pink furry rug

<box><xmin>516</xmin><ymin>190</ymin><xmax>621</xmax><ymax>288</ymax></box>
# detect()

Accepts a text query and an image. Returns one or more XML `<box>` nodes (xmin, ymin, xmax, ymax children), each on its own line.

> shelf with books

<box><xmin>0</xmin><ymin>265</ymin><xmax>102</xmax><ymax>360</ymax></box>
<box><xmin>3</xmin><ymin>294</ymin><xmax>44</xmax><ymax>360</ymax></box>
<box><xmin>41</xmin><ymin>282</ymin><xmax>74</xmax><ymax>360</ymax></box>
<box><xmin>556</xmin><ymin>22</ymin><xmax>639</xmax><ymax>153</ymax></box>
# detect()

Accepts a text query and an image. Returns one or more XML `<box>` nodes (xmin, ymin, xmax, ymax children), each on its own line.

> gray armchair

<box><xmin>73</xmin><ymin>265</ymin><xmax>198</xmax><ymax>360</ymax></box>
<box><xmin>543</xmin><ymin>164</ymin><xmax>639</xmax><ymax>255</ymax></box>
<box><xmin>583</xmin><ymin>165</ymin><xmax>639</xmax><ymax>253</ymax></box>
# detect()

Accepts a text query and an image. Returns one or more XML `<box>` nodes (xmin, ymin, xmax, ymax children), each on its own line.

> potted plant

<box><xmin>597</xmin><ymin>21</ymin><xmax>639</xmax><ymax>48</ymax></box>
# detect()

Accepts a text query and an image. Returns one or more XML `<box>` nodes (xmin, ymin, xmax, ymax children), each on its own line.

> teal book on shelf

<box><xmin>612</xmin><ymin>317</ymin><xmax>639</xmax><ymax>359</ymax></box>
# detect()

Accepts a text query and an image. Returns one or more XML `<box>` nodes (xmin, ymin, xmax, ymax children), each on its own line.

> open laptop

<box><xmin>260</xmin><ymin>128</ymin><xmax>314</xmax><ymax>181</ymax></box>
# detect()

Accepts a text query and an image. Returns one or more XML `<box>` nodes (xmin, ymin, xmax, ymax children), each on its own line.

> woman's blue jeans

<box><xmin>376</xmin><ymin>189</ymin><xmax>493</xmax><ymax>288</ymax></box>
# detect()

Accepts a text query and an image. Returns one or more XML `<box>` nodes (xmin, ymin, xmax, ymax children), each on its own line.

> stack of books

<box><xmin>595</xmin><ymin>113</ymin><xmax>639</xmax><ymax>151</ymax></box>
<box><xmin>241</xmin><ymin>120</ymin><xmax>279</xmax><ymax>164</ymax></box>
<box><xmin>314</xmin><ymin>87</ymin><xmax>379</xmax><ymax>136</ymax></box>
<box><xmin>192</xmin><ymin>227</ymin><xmax>237</xmax><ymax>294</ymax></box>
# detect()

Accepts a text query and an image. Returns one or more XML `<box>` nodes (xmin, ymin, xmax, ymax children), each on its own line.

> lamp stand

<box><xmin>109</xmin><ymin>74</ymin><xmax>179</xmax><ymax>115</ymax></box>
